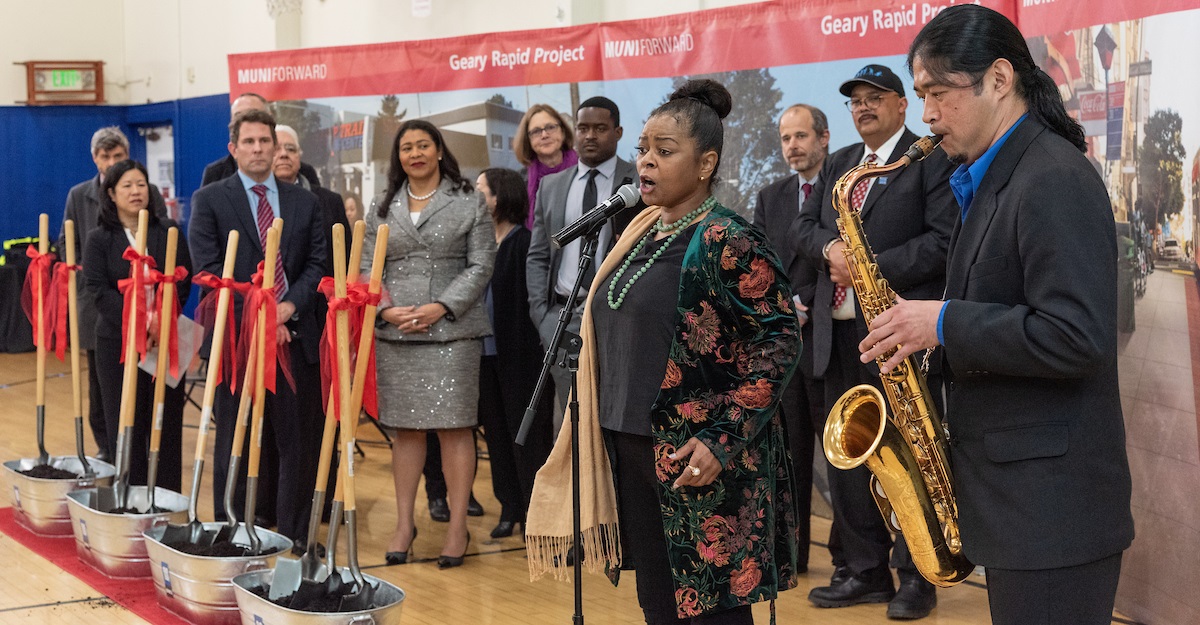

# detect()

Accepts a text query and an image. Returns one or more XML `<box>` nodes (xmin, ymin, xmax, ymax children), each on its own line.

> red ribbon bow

<box><xmin>116</xmin><ymin>247</ymin><xmax>157</xmax><ymax>363</ymax></box>
<box><xmin>237</xmin><ymin>261</ymin><xmax>295</xmax><ymax>398</ymax></box>
<box><xmin>317</xmin><ymin>277</ymin><xmax>381</xmax><ymax>422</ymax></box>
<box><xmin>45</xmin><ymin>262</ymin><xmax>81</xmax><ymax>361</ymax></box>
<box><xmin>149</xmin><ymin>265</ymin><xmax>189</xmax><ymax>379</ymax></box>
<box><xmin>193</xmin><ymin>271</ymin><xmax>250</xmax><ymax>392</ymax></box>
<box><xmin>20</xmin><ymin>246</ymin><xmax>56</xmax><ymax>352</ymax></box>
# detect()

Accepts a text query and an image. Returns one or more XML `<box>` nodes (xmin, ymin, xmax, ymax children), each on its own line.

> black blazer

<box><xmin>313</xmin><ymin>185</ymin><xmax>350</xmax><ymax>274</ymax></box>
<box><xmin>939</xmin><ymin>118</ymin><xmax>1133</xmax><ymax>570</ymax></box>
<box><xmin>188</xmin><ymin>175</ymin><xmax>328</xmax><ymax>363</ymax></box>
<box><xmin>83</xmin><ymin>220</ymin><xmax>193</xmax><ymax>342</ymax></box>
<box><xmin>491</xmin><ymin>226</ymin><xmax>546</xmax><ymax>418</ymax></box>
<box><xmin>790</xmin><ymin>128</ymin><xmax>957</xmax><ymax>378</ymax></box>
<box><xmin>753</xmin><ymin>174</ymin><xmax>818</xmax><ymax>378</ymax></box>
<box><xmin>202</xmin><ymin>154</ymin><xmax>320</xmax><ymax>190</ymax></box>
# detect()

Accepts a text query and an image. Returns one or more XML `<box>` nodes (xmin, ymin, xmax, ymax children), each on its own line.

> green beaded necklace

<box><xmin>606</xmin><ymin>196</ymin><xmax>716</xmax><ymax>310</ymax></box>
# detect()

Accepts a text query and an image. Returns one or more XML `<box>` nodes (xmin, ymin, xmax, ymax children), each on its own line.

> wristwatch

<box><xmin>822</xmin><ymin>238</ymin><xmax>840</xmax><ymax>262</ymax></box>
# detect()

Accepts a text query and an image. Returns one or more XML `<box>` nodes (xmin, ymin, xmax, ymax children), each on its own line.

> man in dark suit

<box><xmin>189</xmin><ymin>109</ymin><xmax>328</xmax><ymax>545</ymax></box>
<box><xmin>58</xmin><ymin>126</ymin><xmax>167</xmax><ymax>461</ymax></box>
<box><xmin>792</xmin><ymin>64</ymin><xmax>957</xmax><ymax>619</ymax></box>
<box><xmin>751</xmin><ymin>103</ymin><xmax>830</xmax><ymax>575</ymax></box>
<box><xmin>527</xmin><ymin>96</ymin><xmax>638</xmax><ymax>422</ymax></box>
<box><xmin>201</xmin><ymin>93</ymin><xmax>320</xmax><ymax>189</ymax></box>
<box><xmin>273</xmin><ymin>124</ymin><xmax>348</xmax><ymax>273</ymax></box>
<box><xmin>863</xmin><ymin>7</ymin><xmax>1133</xmax><ymax>624</ymax></box>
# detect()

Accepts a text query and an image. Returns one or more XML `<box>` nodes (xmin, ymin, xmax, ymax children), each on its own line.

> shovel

<box><xmin>215</xmin><ymin>332</ymin><xmax>258</xmax><ymax>545</ymax></box>
<box><xmin>271</xmin><ymin>222</ymin><xmax>366</xmax><ymax>601</ymax></box>
<box><xmin>338</xmin><ymin>222</ymin><xmax>390</xmax><ymax>612</ymax></box>
<box><xmin>63</xmin><ymin>220</ymin><xmax>94</xmax><ymax>479</ymax></box>
<box><xmin>33</xmin><ymin>215</ymin><xmax>51</xmax><ymax>467</ymax></box>
<box><xmin>243</xmin><ymin>222</ymin><xmax>282</xmax><ymax>554</ymax></box>
<box><xmin>144</xmin><ymin>227</ymin><xmax>181</xmax><ymax>513</ymax></box>
<box><xmin>113</xmin><ymin>211</ymin><xmax>150</xmax><ymax>510</ymax></box>
<box><xmin>161</xmin><ymin>232</ymin><xmax>239</xmax><ymax>546</ymax></box>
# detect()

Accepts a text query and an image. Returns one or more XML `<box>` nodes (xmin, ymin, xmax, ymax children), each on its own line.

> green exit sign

<box><xmin>51</xmin><ymin>69</ymin><xmax>81</xmax><ymax>89</ymax></box>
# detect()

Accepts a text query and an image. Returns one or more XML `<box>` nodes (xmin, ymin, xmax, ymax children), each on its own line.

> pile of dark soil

<box><xmin>163</xmin><ymin>538</ymin><xmax>251</xmax><ymax>557</ymax></box>
<box><xmin>18</xmin><ymin>465</ymin><xmax>79</xmax><ymax>479</ymax></box>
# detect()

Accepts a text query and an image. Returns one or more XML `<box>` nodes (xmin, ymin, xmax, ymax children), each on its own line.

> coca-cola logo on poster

<box><xmin>1077</xmin><ymin>91</ymin><xmax>1106</xmax><ymax>120</ymax></box>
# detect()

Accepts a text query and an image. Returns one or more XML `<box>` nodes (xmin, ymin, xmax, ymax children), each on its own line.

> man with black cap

<box><xmin>791</xmin><ymin>64</ymin><xmax>957</xmax><ymax>619</ymax></box>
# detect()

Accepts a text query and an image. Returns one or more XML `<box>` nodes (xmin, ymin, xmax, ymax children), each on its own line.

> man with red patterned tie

<box><xmin>188</xmin><ymin>109</ymin><xmax>328</xmax><ymax>547</ymax></box>
<box><xmin>751</xmin><ymin>103</ymin><xmax>829</xmax><ymax>579</ymax></box>
<box><xmin>790</xmin><ymin>65</ymin><xmax>957</xmax><ymax>620</ymax></box>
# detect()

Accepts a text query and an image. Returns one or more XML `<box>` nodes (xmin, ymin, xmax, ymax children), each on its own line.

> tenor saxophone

<box><xmin>822</xmin><ymin>135</ymin><xmax>973</xmax><ymax>587</ymax></box>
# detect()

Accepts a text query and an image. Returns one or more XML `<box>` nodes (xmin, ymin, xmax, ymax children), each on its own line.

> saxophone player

<box><xmin>861</xmin><ymin>7</ymin><xmax>1133</xmax><ymax>625</ymax></box>
<box><xmin>790</xmin><ymin>64</ymin><xmax>957</xmax><ymax>619</ymax></box>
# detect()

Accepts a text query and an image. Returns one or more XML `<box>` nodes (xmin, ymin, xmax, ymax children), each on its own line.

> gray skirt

<box><xmin>374</xmin><ymin>338</ymin><xmax>481</xmax><ymax>430</ymax></box>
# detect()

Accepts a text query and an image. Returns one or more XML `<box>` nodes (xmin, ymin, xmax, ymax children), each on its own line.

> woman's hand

<box><xmin>670</xmin><ymin>437</ymin><xmax>722</xmax><ymax>489</ymax></box>
<box><xmin>381</xmin><ymin>303</ymin><xmax>447</xmax><ymax>334</ymax></box>
<box><xmin>146</xmin><ymin>313</ymin><xmax>160</xmax><ymax>349</ymax></box>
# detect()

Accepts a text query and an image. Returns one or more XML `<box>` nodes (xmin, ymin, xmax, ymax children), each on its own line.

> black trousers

<box><xmin>86</xmin><ymin>349</ymin><xmax>111</xmax><ymax>458</ymax></box>
<box><xmin>778</xmin><ymin>368</ymin><xmax>827</xmax><ymax>571</ymax></box>
<box><xmin>94</xmin><ymin>336</ymin><xmax>184</xmax><ymax>492</ymax></box>
<box><xmin>985</xmin><ymin>552</ymin><xmax>1123</xmax><ymax>625</ymax></box>
<box><xmin>610</xmin><ymin>430</ymin><xmax>755</xmax><ymax>625</ymax></box>
<box><xmin>477</xmin><ymin>354</ymin><xmax>555</xmax><ymax>523</ymax></box>
<box><xmin>211</xmin><ymin>338</ymin><xmax>323</xmax><ymax>541</ymax></box>
<box><xmin>823</xmin><ymin>319</ymin><xmax>917</xmax><ymax>577</ymax></box>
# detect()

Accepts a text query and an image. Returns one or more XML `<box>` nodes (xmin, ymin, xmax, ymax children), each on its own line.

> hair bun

<box><xmin>668</xmin><ymin>79</ymin><xmax>732</xmax><ymax>120</ymax></box>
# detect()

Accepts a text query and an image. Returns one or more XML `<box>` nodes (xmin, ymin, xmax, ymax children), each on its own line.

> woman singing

<box><xmin>526</xmin><ymin>80</ymin><xmax>801</xmax><ymax>624</ymax></box>
<box><xmin>363</xmin><ymin>120</ymin><xmax>495</xmax><ymax>569</ymax></box>
<box><xmin>84</xmin><ymin>159</ymin><xmax>192</xmax><ymax>493</ymax></box>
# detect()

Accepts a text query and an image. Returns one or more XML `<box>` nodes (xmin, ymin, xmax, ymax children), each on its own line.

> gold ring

<box><xmin>688</xmin><ymin>466</ymin><xmax>700</xmax><ymax>477</ymax></box>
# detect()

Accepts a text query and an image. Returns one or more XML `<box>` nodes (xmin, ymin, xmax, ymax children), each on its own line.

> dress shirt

<box><xmin>237</xmin><ymin>171</ymin><xmax>281</xmax><ymax>222</ymax></box>
<box><xmin>556</xmin><ymin>155</ymin><xmax>618</xmax><ymax>298</ymax></box>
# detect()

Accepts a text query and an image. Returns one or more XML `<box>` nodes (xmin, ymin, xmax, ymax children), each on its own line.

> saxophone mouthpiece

<box><xmin>904</xmin><ymin>135</ymin><xmax>943</xmax><ymax>163</ymax></box>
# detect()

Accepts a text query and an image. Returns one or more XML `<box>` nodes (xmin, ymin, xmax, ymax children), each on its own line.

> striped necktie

<box><xmin>832</xmin><ymin>153</ymin><xmax>876</xmax><ymax>310</ymax></box>
<box><xmin>252</xmin><ymin>184</ymin><xmax>288</xmax><ymax>300</ymax></box>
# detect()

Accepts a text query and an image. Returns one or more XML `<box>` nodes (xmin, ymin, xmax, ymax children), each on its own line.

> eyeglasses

<box><xmin>527</xmin><ymin>122</ymin><xmax>561</xmax><ymax>138</ymax></box>
<box><xmin>845</xmin><ymin>93</ymin><xmax>891</xmax><ymax>112</ymax></box>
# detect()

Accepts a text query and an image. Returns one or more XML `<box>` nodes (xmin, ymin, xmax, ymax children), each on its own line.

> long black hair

<box><xmin>647</xmin><ymin>79</ymin><xmax>733</xmax><ymax>190</ymax></box>
<box><xmin>378</xmin><ymin>119</ymin><xmax>472</xmax><ymax>218</ymax></box>
<box><xmin>481</xmin><ymin>167</ymin><xmax>528</xmax><ymax>226</ymax></box>
<box><xmin>907</xmin><ymin>4</ymin><xmax>1086</xmax><ymax>152</ymax></box>
<box><xmin>98</xmin><ymin>159</ymin><xmax>160</xmax><ymax>230</ymax></box>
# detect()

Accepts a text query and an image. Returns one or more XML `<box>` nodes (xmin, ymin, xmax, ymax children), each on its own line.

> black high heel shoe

<box><xmin>490</xmin><ymin>520</ymin><xmax>519</xmax><ymax>539</ymax></box>
<box><xmin>385</xmin><ymin>527</ymin><xmax>418</xmax><ymax>565</ymax></box>
<box><xmin>437</xmin><ymin>532</ymin><xmax>471</xmax><ymax>569</ymax></box>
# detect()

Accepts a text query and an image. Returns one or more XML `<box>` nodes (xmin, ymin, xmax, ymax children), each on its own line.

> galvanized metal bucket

<box><xmin>64</xmin><ymin>485</ymin><xmax>189</xmax><ymax>578</ymax></box>
<box><xmin>2</xmin><ymin>456</ymin><xmax>116</xmax><ymax>536</ymax></box>
<box><xmin>232</xmin><ymin>569</ymin><xmax>405</xmax><ymax>625</ymax></box>
<box><xmin>143</xmin><ymin>522</ymin><xmax>292</xmax><ymax>625</ymax></box>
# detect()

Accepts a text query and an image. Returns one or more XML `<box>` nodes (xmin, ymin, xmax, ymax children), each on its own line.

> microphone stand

<box><xmin>517</xmin><ymin>226</ymin><xmax>602</xmax><ymax>625</ymax></box>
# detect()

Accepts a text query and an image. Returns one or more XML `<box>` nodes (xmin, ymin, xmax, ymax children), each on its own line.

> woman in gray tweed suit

<box><xmin>363</xmin><ymin>119</ymin><xmax>495</xmax><ymax>568</ymax></box>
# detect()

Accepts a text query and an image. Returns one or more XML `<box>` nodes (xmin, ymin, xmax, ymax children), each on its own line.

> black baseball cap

<box><xmin>839</xmin><ymin>64</ymin><xmax>905</xmax><ymax>97</ymax></box>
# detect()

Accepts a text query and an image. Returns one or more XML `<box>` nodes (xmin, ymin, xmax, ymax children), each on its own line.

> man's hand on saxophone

<box><xmin>858</xmin><ymin>296</ymin><xmax>944</xmax><ymax>373</ymax></box>
<box><xmin>824</xmin><ymin>240</ymin><xmax>854</xmax><ymax>286</ymax></box>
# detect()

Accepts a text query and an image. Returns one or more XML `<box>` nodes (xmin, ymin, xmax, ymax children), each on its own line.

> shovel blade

<box><xmin>268</xmin><ymin>556</ymin><xmax>304</xmax><ymax>600</ymax></box>
<box><xmin>338</xmin><ymin>579</ymin><xmax>380</xmax><ymax>612</ymax></box>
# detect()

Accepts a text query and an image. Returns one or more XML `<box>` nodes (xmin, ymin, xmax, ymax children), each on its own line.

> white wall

<box><xmin>1</xmin><ymin>0</ymin><xmax>761</xmax><ymax>106</ymax></box>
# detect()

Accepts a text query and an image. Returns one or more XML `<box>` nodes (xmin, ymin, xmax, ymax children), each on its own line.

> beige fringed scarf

<box><xmin>525</xmin><ymin>206</ymin><xmax>663</xmax><ymax>581</ymax></box>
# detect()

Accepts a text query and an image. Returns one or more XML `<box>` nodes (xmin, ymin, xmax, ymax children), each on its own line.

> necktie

<box><xmin>252</xmin><ymin>184</ymin><xmax>288</xmax><ymax>301</ymax></box>
<box><xmin>832</xmin><ymin>153</ymin><xmax>876</xmax><ymax>310</ymax></box>
<box><xmin>801</xmin><ymin>182</ymin><xmax>813</xmax><ymax>203</ymax></box>
<box><xmin>578</xmin><ymin>169</ymin><xmax>600</xmax><ymax>290</ymax></box>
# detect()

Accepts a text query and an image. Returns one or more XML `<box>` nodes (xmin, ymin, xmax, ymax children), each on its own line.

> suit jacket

<box><xmin>491</xmin><ymin>226</ymin><xmax>546</xmax><ymax>419</ymax></box>
<box><xmin>753</xmin><ymin>173</ymin><xmax>819</xmax><ymax>378</ymax></box>
<box><xmin>526</xmin><ymin>157</ymin><xmax>638</xmax><ymax>346</ymax></box>
<box><xmin>939</xmin><ymin>118</ymin><xmax>1133</xmax><ymax>570</ymax></box>
<box><xmin>188</xmin><ymin>175</ymin><xmax>328</xmax><ymax>363</ymax></box>
<box><xmin>791</xmin><ymin>128</ymin><xmax>957</xmax><ymax>378</ymax></box>
<box><xmin>363</xmin><ymin>180</ymin><xmax>494</xmax><ymax>343</ymax></box>
<box><xmin>202</xmin><ymin>154</ymin><xmax>320</xmax><ymax>189</ymax></box>
<box><xmin>83</xmin><ymin>219</ymin><xmax>192</xmax><ymax>343</ymax></box>
<box><xmin>59</xmin><ymin>175</ymin><xmax>168</xmax><ymax>350</ymax></box>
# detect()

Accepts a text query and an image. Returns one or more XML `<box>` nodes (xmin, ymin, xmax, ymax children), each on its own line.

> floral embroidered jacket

<box><xmin>615</xmin><ymin>204</ymin><xmax>801</xmax><ymax>617</ymax></box>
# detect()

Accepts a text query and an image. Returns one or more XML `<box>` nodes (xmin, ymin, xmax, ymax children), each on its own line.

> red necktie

<box><xmin>252</xmin><ymin>184</ymin><xmax>288</xmax><ymax>301</ymax></box>
<box><xmin>801</xmin><ymin>182</ymin><xmax>813</xmax><ymax>202</ymax></box>
<box><xmin>832</xmin><ymin>153</ymin><xmax>877</xmax><ymax>310</ymax></box>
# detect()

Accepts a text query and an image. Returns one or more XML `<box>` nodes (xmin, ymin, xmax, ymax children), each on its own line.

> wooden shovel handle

<box><xmin>35</xmin><ymin>214</ymin><xmax>48</xmax><ymax>408</ymax></box>
<box><xmin>195</xmin><ymin>233</ymin><xmax>239</xmax><ymax>461</ymax></box>
<box><xmin>148</xmin><ymin>228</ymin><xmax>178</xmax><ymax>455</ymax></box>
<box><xmin>116</xmin><ymin>211</ymin><xmax>150</xmax><ymax>433</ymax></box>
<box><xmin>247</xmin><ymin>224</ymin><xmax>280</xmax><ymax>481</ymax></box>
<box><xmin>65</xmin><ymin>220</ymin><xmax>83</xmax><ymax>422</ymax></box>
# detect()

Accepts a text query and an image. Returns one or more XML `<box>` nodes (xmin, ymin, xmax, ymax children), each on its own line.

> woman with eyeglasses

<box><xmin>513</xmin><ymin>104</ymin><xmax>578</xmax><ymax>229</ymax></box>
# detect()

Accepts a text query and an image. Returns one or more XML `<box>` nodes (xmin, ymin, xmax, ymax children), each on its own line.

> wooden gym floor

<box><xmin>0</xmin><ymin>352</ymin><xmax>1131</xmax><ymax>624</ymax></box>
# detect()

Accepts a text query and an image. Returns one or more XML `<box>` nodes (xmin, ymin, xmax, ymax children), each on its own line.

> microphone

<box><xmin>552</xmin><ymin>183</ymin><xmax>641</xmax><ymax>248</ymax></box>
